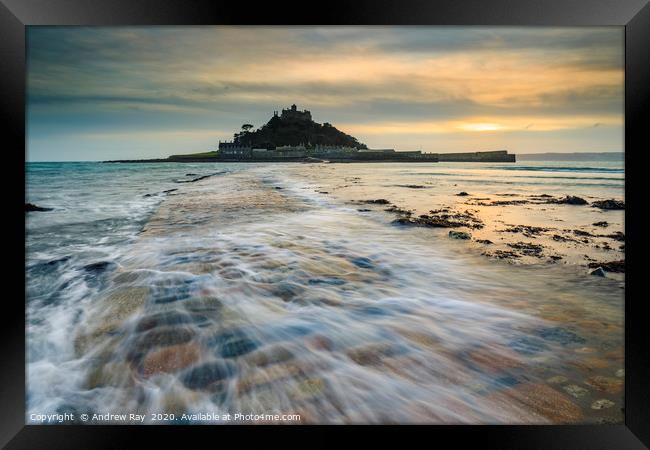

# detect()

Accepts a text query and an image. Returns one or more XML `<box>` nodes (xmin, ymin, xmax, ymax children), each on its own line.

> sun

<box><xmin>459</xmin><ymin>123</ymin><xmax>505</xmax><ymax>132</ymax></box>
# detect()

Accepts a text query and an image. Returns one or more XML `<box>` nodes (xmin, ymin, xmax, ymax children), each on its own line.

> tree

<box><xmin>241</xmin><ymin>124</ymin><xmax>254</xmax><ymax>132</ymax></box>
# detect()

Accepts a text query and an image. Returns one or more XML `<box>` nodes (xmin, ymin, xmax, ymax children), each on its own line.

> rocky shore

<box><xmin>349</xmin><ymin>193</ymin><xmax>625</xmax><ymax>276</ymax></box>
<box><xmin>285</xmin><ymin>163</ymin><xmax>625</xmax><ymax>277</ymax></box>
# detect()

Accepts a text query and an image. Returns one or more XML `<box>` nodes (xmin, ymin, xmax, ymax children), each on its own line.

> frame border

<box><xmin>2</xmin><ymin>0</ymin><xmax>648</xmax><ymax>447</ymax></box>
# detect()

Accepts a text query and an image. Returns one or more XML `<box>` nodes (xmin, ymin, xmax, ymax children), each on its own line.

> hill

<box><xmin>231</xmin><ymin>105</ymin><xmax>367</xmax><ymax>149</ymax></box>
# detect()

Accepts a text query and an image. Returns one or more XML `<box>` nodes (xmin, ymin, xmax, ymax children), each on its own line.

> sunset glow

<box><xmin>27</xmin><ymin>26</ymin><xmax>624</xmax><ymax>160</ymax></box>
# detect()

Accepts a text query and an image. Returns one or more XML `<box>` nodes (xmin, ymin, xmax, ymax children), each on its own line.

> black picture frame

<box><xmin>2</xmin><ymin>0</ymin><xmax>648</xmax><ymax>447</ymax></box>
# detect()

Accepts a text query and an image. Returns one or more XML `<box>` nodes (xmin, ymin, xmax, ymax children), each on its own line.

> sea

<box><xmin>25</xmin><ymin>158</ymin><xmax>625</xmax><ymax>424</ymax></box>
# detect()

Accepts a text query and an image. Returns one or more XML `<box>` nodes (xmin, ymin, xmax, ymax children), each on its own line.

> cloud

<box><xmin>26</xmin><ymin>26</ymin><xmax>624</xmax><ymax>160</ymax></box>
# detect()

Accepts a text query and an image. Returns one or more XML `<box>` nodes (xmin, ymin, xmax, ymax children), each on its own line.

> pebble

<box><xmin>351</xmin><ymin>256</ymin><xmax>375</xmax><ymax>269</ymax></box>
<box><xmin>562</xmin><ymin>384</ymin><xmax>589</xmax><ymax>398</ymax></box>
<box><xmin>499</xmin><ymin>383</ymin><xmax>584</xmax><ymax>423</ymax></box>
<box><xmin>575</xmin><ymin>347</ymin><xmax>597</xmax><ymax>354</ymax></box>
<box><xmin>135</xmin><ymin>311</ymin><xmax>205</xmax><ymax>332</ymax></box>
<box><xmin>591</xmin><ymin>399</ymin><xmax>615</xmax><ymax>410</ymax></box>
<box><xmin>590</xmin><ymin>267</ymin><xmax>606</xmax><ymax>277</ymax></box>
<box><xmin>181</xmin><ymin>360</ymin><xmax>236</xmax><ymax>391</ymax></box>
<box><xmin>208</xmin><ymin>329</ymin><xmax>259</xmax><ymax>358</ymax></box>
<box><xmin>467</xmin><ymin>348</ymin><xmax>523</xmax><ymax>373</ymax></box>
<box><xmin>585</xmin><ymin>376</ymin><xmax>623</xmax><ymax>393</ymax></box>
<box><xmin>294</xmin><ymin>378</ymin><xmax>325</xmax><ymax>399</ymax></box>
<box><xmin>135</xmin><ymin>327</ymin><xmax>194</xmax><ymax>349</ymax></box>
<box><xmin>509</xmin><ymin>336</ymin><xmax>548</xmax><ymax>355</ymax></box>
<box><xmin>546</xmin><ymin>375</ymin><xmax>568</xmax><ymax>384</ymax></box>
<box><xmin>142</xmin><ymin>342</ymin><xmax>201</xmax><ymax>377</ymax></box>
<box><xmin>244</xmin><ymin>345</ymin><xmax>294</xmax><ymax>367</ymax></box>
<box><xmin>535</xmin><ymin>327</ymin><xmax>586</xmax><ymax>345</ymax></box>
<box><xmin>346</xmin><ymin>343</ymin><xmax>399</xmax><ymax>366</ymax></box>
<box><xmin>615</xmin><ymin>369</ymin><xmax>624</xmax><ymax>378</ymax></box>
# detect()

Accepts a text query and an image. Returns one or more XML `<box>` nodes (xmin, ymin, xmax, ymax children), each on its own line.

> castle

<box><xmin>273</xmin><ymin>104</ymin><xmax>312</xmax><ymax>122</ymax></box>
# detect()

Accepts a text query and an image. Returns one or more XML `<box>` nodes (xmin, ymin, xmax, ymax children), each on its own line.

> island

<box><xmin>106</xmin><ymin>105</ymin><xmax>516</xmax><ymax>163</ymax></box>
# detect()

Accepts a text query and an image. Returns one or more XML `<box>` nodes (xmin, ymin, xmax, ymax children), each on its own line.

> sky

<box><xmin>27</xmin><ymin>26</ymin><xmax>624</xmax><ymax>161</ymax></box>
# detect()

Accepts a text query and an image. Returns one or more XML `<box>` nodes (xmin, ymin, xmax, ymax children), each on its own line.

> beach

<box><xmin>26</xmin><ymin>160</ymin><xmax>624</xmax><ymax>424</ymax></box>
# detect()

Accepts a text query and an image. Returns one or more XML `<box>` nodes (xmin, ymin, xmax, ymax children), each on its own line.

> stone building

<box><xmin>280</xmin><ymin>104</ymin><xmax>312</xmax><ymax>122</ymax></box>
<box><xmin>218</xmin><ymin>141</ymin><xmax>252</xmax><ymax>158</ymax></box>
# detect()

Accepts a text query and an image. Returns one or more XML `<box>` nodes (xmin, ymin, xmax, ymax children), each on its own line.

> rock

<box><xmin>546</xmin><ymin>375</ymin><xmax>568</xmax><ymax>384</ymax></box>
<box><xmin>535</xmin><ymin>327</ymin><xmax>586</xmax><ymax>345</ymax></box>
<box><xmin>351</xmin><ymin>256</ymin><xmax>375</xmax><ymax>269</ymax></box>
<box><xmin>385</xmin><ymin>205</ymin><xmax>413</xmax><ymax>215</ymax></box>
<box><xmin>74</xmin><ymin>287</ymin><xmax>150</xmax><ymax>355</ymax></box>
<box><xmin>244</xmin><ymin>345</ymin><xmax>294</xmax><ymax>367</ymax></box>
<box><xmin>597</xmin><ymin>417</ymin><xmax>623</xmax><ymax>424</ymax></box>
<box><xmin>476</xmin><ymin>199</ymin><xmax>531</xmax><ymax>206</ymax></box>
<box><xmin>502</xmin><ymin>225</ymin><xmax>549</xmax><ymax>235</ymax></box>
<box><xmin>593</xmin><ymin>221</ymin><xmax>609</xmax><ymax>227</ymax></box>
<box><xmin>175</xmin><ymin>173</ymin><xmax>216</xmax><ymax>183</ymax></box>
<box><xmin>74</xmin><ymin>322</ymin><xmax>122</xmax><ymax>356</ymax></box>
<box><xmin>346</xmin><ymin>343</ymin><xmax>399</xmax><ymax>366</ymax></box>
<box><xmin>292</xmin><ymin>378</ymin><xmax>325</xmax><ymax>400</ymax></box>
<box><xmin>467</xmin><ymin>348</ymin><xmax>523</xmax><ymax>373</ymax></box>
<box><xmin>181</xmin><ymin>360</ymin><xmax>236</xmax><ymax>391</ymax></box>
<box><xmin>575</xmin><ymin>347</ymin><xmax>597</xmax><ymax>354</ymax></box>
<box><xmin>590</xmin><ymin>267</ymin><xmax>606</xmax><ymax>277</ymax></box>
<box><xmin>307</xmin><ymin>335</ymin><xmax>334</xmax><ymax>351</ymax></box>
<box><xmin>550</xmin><ymin>196</ymin><xmax>588</xmax><ymax>205</ymax></box>
<box><xmin>456</xmin><ymin>191</ymin><xmax>469</xmax><ymax>196</ymax></box>
<box><xmin>135</xmin><ymin>311</ymin><xmax>207</xmax><ymax>332</ymax></box>
<box><xmin>585</xmin><ymin>376</ymin><xmax>623</xmax><ymax>393</ymax></box>
<box><xmin>488</xmin><ymin>250</ymin><xmax>522</xmax><ymax>260</ymax></box>
<box><xmin>592</xmin><ymin>199</ymin><xmax>624</xmax><ymax>210</ymax></box>
<box><xmin>507</xmin><ymin>241</ymin><xmax>544</xmax><ymax>256</ymax></box>
<box><xmin>573</xmin><ymin>357</ymin><xmax>610</xmax><ymax>370</ymax></box>
<box><xmin>562</xmin><ymin>384</ymin><xmax>589</xmax><ymax>398</ymax></box>
<box><xmin>449</xmin><ymin>230</ymin><xmax>471</xmax><ymax>240</ymax></box>
<box><xmin>83</xmin><ymin>261</ymin><xmax>118</xmax><ymax>274</ymax></box>
<box><xmin>615</xmin><ymin>369</ymin><xmax>624</xmax><ymax>378</ymax></box>
<box><xmin>308</xmin><ymin>277</ymin><xmax>346</xmax><ymax>286</ymax></box>
<box><xmin>587</xmin><ymin>260</ymin><xmax>624</xmax><ymax>273</ymax></box>
<box><xmin>142</xmin><ymin>342</ymin><xmax>201</xmax><ymax>378</ymax></box>
<box><xmin>357</xmin><ymin>208</ymin><xmax>371</xmax><ymax>212</ymax></box>
<box><xmin>208</xmin><ymin>328</ymin><xmax>259</xmax><ymax>358</ymax></box>
<box><xmin>25</xmin><ymin>203</ymin><xmax>53</xmax><ymax>212</ymax></box>
<box><xmin>392</xmin><ymin>208</ymin><xmax>482</xmax><ymax>229</ymax></box>
<box><xmin>475</xmin><ymin>239</ymin><xmax>493</xmax><ymax>244</ymax></box>
<box><xmin>270</xmin><ymin>281</ymin><xmax>305</xmax><ymax>301</ymax></box>
<box><xmin>591</xmin><ymin>399</ymin><xmax>615</xmax><ymax>410</ymax></box>
<box><xmin>394</xmin><ymin>216</ymin><xmax>466</xmax><ymax>228</ymax></box>
<box><xmin>509</xmin><ymin>336</ymin><xmax>548</xmax><ymax>355</ymax></box>
<box><xmin>360</xmin><ymin>199</ymin><xmax>390</xmax><ymax>205</ymax></box>
<box><xmin>131</xmin><ymin>327</ymin><xmax>195</xmax><ymax>354</ymax></box>
<box><xmin>501</xmin><ymin>383</ymin><xmax>584</xmax><ymax>423</ymax></box>
<box><xmin>182</xmin><ymin>296</ymin><xmax>223</xmax><ymax>313</ymax></box>
<box><xmin>606</xmin><ymin>232</ymin><xmax>625</xmax><ymax>242</ymax></box>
